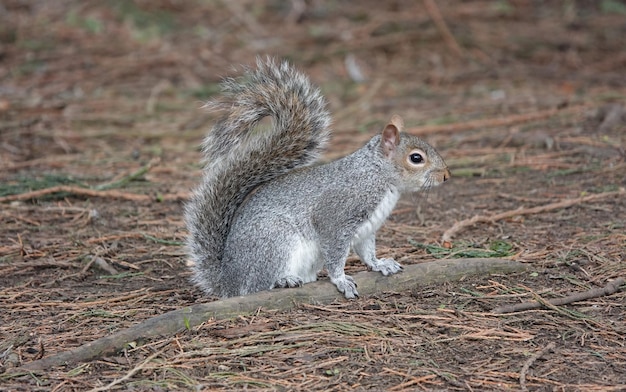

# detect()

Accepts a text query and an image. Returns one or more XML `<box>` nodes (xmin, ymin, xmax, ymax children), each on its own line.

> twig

<box><xmin>0</xmin><ymin>185</ymin><xmax>189</xmax><ymax>203</ymax></box>
<box><xmin>493</xmin><ymin>277</ymin><xmax>625</xmax><ymax>314</ymax></box>
<box><xmin>521</xmin><ymin>285</ymin><xmax>583</xmax><ymax>320</ymax></box>
<box><xmin>145</xmin><ymin>81</ymin><xmax>171</xmax><ymax>115</ymax></box>
<box><xmin>87</xmin><ymin>350</ymin><xmax>162</xmax><ymax>392</ymax></box>
<box><xmin>92</xmin><ymin>256</ymin><xmax>119</xmax><ymax>275</ymax></box>
<box><xmin>442</xmin><ymin>189</ymin><xmax>625</xmax><ymax>242</ymax></box>
<box><xmin>43</xmin><ymin>255</ymin><xmax>95</xmax><ymax>287</ymax></box>
<box><xmin>519</xmin><ymin>342</ymin><xmax>556</xmax><ymax>392</ymax></box>
<box><xmin>94</xmin><ymin>158</ymin><xmax>160</xmax><ymax>190</ymax></box>
<box><xmin>408</xmin><ymin>103</ymin><xmax>590</xmax><ymax>136</ymax></box>
<box><xmin>385</xmin><ymin>367</ymin><xmax>438</xmax><ymax>391</ymax></box>
<box><xmin>429</xmin><ymin>368</ymin><xmax>468</xmax><ymax>390</ymax></box>
<box><xmin>0</xmin><ymin>158</ymin><xmax>191</xmax><ymax>203</ymax></box>
<box><xmin>423</xmin><ymin>0</ymin><xmax>464</xmax><ymax>57</ymax></box>
<box><xmin>86</xmin><ymin>233</ymin><xmax>150</xmax><ymax>244</ymax></box>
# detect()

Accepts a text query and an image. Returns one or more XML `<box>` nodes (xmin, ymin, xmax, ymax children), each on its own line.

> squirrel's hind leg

<box><xmin>222</xmin><ymin>218</ymin><xmax>321</xmax><ymax>296</ymax></box>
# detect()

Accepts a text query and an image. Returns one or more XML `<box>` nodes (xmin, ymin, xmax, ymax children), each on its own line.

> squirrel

<box><xmin>184</xmin><ymin>58</ymin><xmax>451</xmax><ymax>299</ymax></box>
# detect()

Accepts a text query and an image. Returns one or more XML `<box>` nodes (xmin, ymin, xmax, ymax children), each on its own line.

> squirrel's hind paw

<box><xmin>372</xmin><ymin>258</ymin><xmax>403</xmax><ymax>276</ymax></box>
<box><xmin>275</xmin><ymin>275</ymin><xmax>304</xmax><ymax>288</ymax></box>
<box><xmin>334</xmin><ymin>275</ymin><xmax>359</xmax><ymax>299</ymax></box>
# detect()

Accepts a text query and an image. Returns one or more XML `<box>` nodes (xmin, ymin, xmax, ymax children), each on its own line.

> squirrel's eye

<box><xmin>409</xmin><ymin>152</ymin><xmax>424</xmax><ymax>164</ymax></box>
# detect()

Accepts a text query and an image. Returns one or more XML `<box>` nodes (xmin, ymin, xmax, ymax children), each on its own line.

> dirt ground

<box><xmin>1</xmin><ymin>1</ymin><xmax>625</xmax><ymax>391</ymax></box>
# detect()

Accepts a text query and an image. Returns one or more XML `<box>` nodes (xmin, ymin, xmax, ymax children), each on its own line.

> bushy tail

<box><xmin>184</xmin><ymin>58</ymin><xmax>331</xmax><ymax>296</ymax></box>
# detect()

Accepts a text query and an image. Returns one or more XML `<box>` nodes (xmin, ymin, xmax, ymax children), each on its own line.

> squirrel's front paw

<box><xmin>275</xmin><ymin>275</ymin><xmax>303</xmax><ymax>288</ymax></box>
<box><xmin>333</xmin><ymin>275</ymin><xmax>359</xmax><ymax>299</ymax></box>
<box><xmin>372</xmin><ymin>258</ymin><xmax>403</xmax><ymax>276</ymax></box>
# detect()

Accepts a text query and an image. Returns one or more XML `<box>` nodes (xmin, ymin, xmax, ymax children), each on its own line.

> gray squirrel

<box><xmin>185</xmin><ymin>58</ymin><xmax>450</xmax><ymax>299</ymax></box>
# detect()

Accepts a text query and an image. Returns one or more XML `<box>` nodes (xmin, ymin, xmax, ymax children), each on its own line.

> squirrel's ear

<box><xmin>381</xmin><ymin>122</ymin><xmax>400</xmax><ymax>158</ymax></box>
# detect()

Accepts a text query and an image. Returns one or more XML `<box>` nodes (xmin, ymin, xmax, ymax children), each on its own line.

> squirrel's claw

<box><xmin>334</xmin><ymin>275</ymin><xmax>359</xmax><ymax>299</ymax></box>
<box><xmin>275</xmin><ymin>275</ymin><xmax>304</xmax><ymax>288</ymax></box>
<box><xmin>373</xmin><ymin>258</ymin><xmax>403</xmax><ymax>276</ymax></box>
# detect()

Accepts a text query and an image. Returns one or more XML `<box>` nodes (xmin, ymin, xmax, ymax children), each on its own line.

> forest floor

<box><xmin>1</xmin><ymin>1</ymin><xmax>625</xmax><ymax>391</ymax></box>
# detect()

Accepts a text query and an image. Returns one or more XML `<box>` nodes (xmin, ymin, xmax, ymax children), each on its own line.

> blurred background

<box><xmin>1</xmin><ymin>0</ymin><xmax>624</xmax><ymax>163</ymax></box>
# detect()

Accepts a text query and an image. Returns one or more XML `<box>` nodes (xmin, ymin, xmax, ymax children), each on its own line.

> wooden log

<box><xmin>18</xmin><ymin>258</ymin><xmax>526</xmax><ymax>372</ymax></box>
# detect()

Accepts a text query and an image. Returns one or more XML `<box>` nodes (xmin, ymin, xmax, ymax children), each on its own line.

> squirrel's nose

<box><xmin>443</xmin><ymin>168</ymin><xmax>451</xmax><ymax>182</ymax></box>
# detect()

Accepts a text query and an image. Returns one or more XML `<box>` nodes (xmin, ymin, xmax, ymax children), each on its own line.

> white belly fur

<box><xmin>286</xmin><ymin>238</ymin><xmax>322</xmax><ymax>283</ymax></box>
<box><xmin>353</xmin><ymin>187</ymin><xmax>400</xmax><ymax>245</ymax></box>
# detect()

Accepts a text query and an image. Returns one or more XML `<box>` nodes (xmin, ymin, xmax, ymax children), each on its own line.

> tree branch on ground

<box><xmin>0</xmin><ymin>186</ymin><xmax>188</xmax><ymax>203</ymax></box>
<box><xmin>0</xmin><ymin>158</ymin><xmax>189</xmax><ymax>203</ymax></box>
<box><xmin>520</xmin><ymin>342</ymin><xmax>556</xmax><ymax>392</ymax></box>
<box><xmin>18</xmin><ymin>258</ymin><xmax>526</xmax><ymax>372</ymax></box>
<box><xmin>423</xmin><ymin>0</ymin><xmax>464</xmax><ymax>58</ymax></box>
<box><xmin>408</xmin><ymin>103</ymin><xmax>591</xmax><ymax>136</ymax></box>
<box><xmin>442</xmin><ymin>189</ymin><xmax>625</xmax><ymax>243</ymax></box>
<box><xmin>493</xmin><ymin>277</ymin><xmax>625</xmax><ymax>314</ymax></box>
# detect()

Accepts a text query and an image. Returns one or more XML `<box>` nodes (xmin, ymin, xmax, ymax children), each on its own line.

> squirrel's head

<box><xmin>380</xmin><ymin>115</ymin><xmax>451</xmax><ymax>192</ymax></box>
